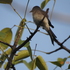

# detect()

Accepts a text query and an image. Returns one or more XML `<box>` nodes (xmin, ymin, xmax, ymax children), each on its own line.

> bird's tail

<box><xmin>47</xmin><ymin>28</ymin><xmax>57</xmax><ymax>45</ymax></box>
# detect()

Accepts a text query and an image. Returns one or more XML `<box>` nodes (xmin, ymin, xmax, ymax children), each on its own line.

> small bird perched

<box><xmin>30</xmin><ymin>6</ymin><xmax>57</xmax><ymax>45</ymax></box>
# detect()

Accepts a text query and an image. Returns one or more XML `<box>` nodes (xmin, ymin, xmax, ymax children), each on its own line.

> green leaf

<box><xmin>18</xmin><ymin>39</ymin><xmax>30</xmax><ymax>47</ymax></box>
<box><xmin>36</xmin><ymin>56</ymin><xmax>48</xmax><ymax>70</ymax></box>
<box><xmin>13</xmin><ymin>60</ymin><xmax>25</xmax><ymax>65</ymax></box>
<box><xmin>57</xmin><ymin>58</ymin><xmax>63</xmax><ymax>61</ymax></box>
<box><xmin>57</xmin><ymin>58</ymin><xmax>67</xmax><ymax>65</ymax></box>
<box><xmin>50</xmin><ymin>58</ymin><xmax>67</xmax><ymax>67</ymax></box>
<box><xmin>13</xmin><ymin>60</ymin><xmax>36</xmax><ymax>70</ymax></box>
<box><xmin>0</xmin><ymin>32</ymin><xmax>6</xmax><ymax>38</ymax></box>
<box><xmin>26</xmin><ymin>46</ymin><xmax>33</xmax><ymax>60</ymax></box>
<box><xmin>0</xmin><ymin>54</ymin><xmax>8</xmax><ymax>67</ymax></box>
<box><xmin>28</xmin><ymin>60</ymin><xmax>36</xmax><ymax>70</ymax></box>
<box><xmin>0</xmin><ymin>53</ymin><xmax>8</xmax><ymax>67</ymax></box>
<box><xmin>4</xmin><ymin>62</ymin><xmax>7</xmax><ymax>69</ymax></box>
<box><xmin>0</xmin><ymin>28</ymin><xmax>12</xmax><ymax>50</ymax></box>
<box><xmin>18</xmin><ymin>39</ymin><xmax>32</xmax><ymax>60</ymax></box>
<box><xmin>50</xmin><ymin>61</ymin><xmax>62</xmax><ymax>67</ymax></box>
<box><xmin>68</xmin><ymin>64</ymin><xmax>70</xmax><ymax>69</ymax></box>
<box><xmin>5</xmin><ymin>48</ymin><xmax>12</xmax><ymax>55</ymax></box>
<box><xmin>41</xmin><ymin>0</ymin><xmax>50</xmax><ymax>9</ymax></box>
<box><xmin>13</xmin><ymin>60</ymin><xmax>30</xmax><ymax>69</ymax></box>
<box><xmin>13</xmin><ymin>50</ymin><xmax>30</xmax><ymax>61</ymax></box>
<box><xmin>4</xmin><ymin>60</ymin><xmax>24</xmax><ymax>69</ymax></box>
<box><xmin>0</xmin><ymin>48</ymin><xmax>12</xmax><ymax>67</ymax></box>
<box><xmin>0</xmin><ymin>0</ymin><xmax>12</xmax><ymax>4</ymax></box>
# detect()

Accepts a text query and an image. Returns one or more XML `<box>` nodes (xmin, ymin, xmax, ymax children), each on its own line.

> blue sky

<box><xmin>0</xmin><ymin>0</ymin><xmax>70</xmax><ymax>70</ymax></box>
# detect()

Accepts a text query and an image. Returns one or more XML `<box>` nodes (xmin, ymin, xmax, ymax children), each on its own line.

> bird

<box><xmin>30</xmin><ymin>6</ymin><xmax>57</xmax><ymax>45</ymax></box>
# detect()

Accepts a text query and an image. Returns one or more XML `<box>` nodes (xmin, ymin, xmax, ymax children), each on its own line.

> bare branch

<box><xmin>54</xmin><ymin>38</ymin><xmax>70</xmax><ymax>53</ymax></box>
<box><xmin>61</xmin><ymin>35</ymin><xmax>70</xmax><ymax>44</ymax></box>
<box><xmin>14</xmin><ymin>15</ymin><xmax>46</xmax><ymax>53</ymax></box>
<box><xmin>0</xmin><ymin>41</ymin><xmax>13</xmax><ymax>48</ymax></box>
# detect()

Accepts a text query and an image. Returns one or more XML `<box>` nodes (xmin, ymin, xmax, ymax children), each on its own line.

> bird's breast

<box><xmin>33</xmin><ymin>12</ymin><xmax>44</xmax><ymax>25</ymax></box>
<box><xmin>32</xmin><ymin>12</ymin><xmax>50</xmax><ymax>30</ymax></box>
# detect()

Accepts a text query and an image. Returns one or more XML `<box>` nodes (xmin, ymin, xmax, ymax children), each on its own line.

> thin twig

<box><xmin>32</xmin><ymin>47</ymin><xmax>62</xmax><ymax>54</ymax></box>
<box><xmin>33</xmin><ymin>44</ymin><xmax>37</xmax><ymax>58</ymax></box>
<box><xmin>46</xmin><ymin>47</ymin><xmax>62</xmax><ymax>54</ymax></box>
<box><xmin>10</xmin><ymin>4</ymin><xmax>22</xmax><ymax>19</ymax></box>
<box><xmin>50</xmin><ymin>0</ymin><xmax>56</xmax><ymax>20</ymax></box>
<box><xmin>13</xmin><ymin>14</ymin><xmax>46</xmax><ymax>53</ymax></box>
<box><xmin>31</xmin><ymin>44</ymin><xmax>37</xmax><ymax>70</ymax></box>
<box><xmin>14</xmin><ymin>25</ymin><xmax>48</xmax><ymax>35</ymax></box>
<box><xmin>24</xmin><ymin>0</ymin><xmax>31</xmax><ymax>34</ymax></box>
<box><xmin>54</xmin><ymin>38</ymin><xmax>70</xmax><ymax>53</ymax></box>
<box><xmin>61</xmin><ymin>35</ymin><xmax>70</xmax><ymax>44</ymax></box>
<box><xmin>53</xmin><ymin>66</ymin><xmax>57</xmax><ymax>70</ymax></box>
<box><xmin>24</xmin><ymin>0</ymin><xmax>30</xmax><ymax>18</ymax></box>
<box><xmin>25</xmin><ymin>24</ymin><xmax>32</xmax><ymax>34</ymax></box>
<box><xmin>32</xmin><ymin>49</ymin><xmax>47</xmax><ymax>54</ymax></box>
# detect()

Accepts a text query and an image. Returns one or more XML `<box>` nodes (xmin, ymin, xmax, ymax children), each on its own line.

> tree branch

<box><xmin>54</xmin><ymin>37</ymin><xmax>70</xmax><ymax>53</ymax></box>
<box><xmin>0</xmin><ymin>41</ymin><xmax>13</xmax><ymax>48</ymax></box>
<box><xmin>13</xmin><ymin>16</ymin><xmax>45</xmax><ymax>53</ymax></box>
<box><xmin>61</xmin><ymin>35</ymin><xmax>70</xmax><ymax>44</ymax></box>
<box><xmin>5</xmin><ymin>13</ymin><xmax>45</xmax><ymax>70</ymax></box>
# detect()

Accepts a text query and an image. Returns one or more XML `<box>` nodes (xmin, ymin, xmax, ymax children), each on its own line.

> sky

<box><xmin>0</xmin><ymin>0</ymin><xmax>70</xmax><ymax>70</ymax></box>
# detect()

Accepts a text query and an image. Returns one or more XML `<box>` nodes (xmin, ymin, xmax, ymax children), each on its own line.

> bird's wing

<box><xmin>48</xmin><ymin>19</ymin><xmax>54</xmax><ymax>28</ymax></box>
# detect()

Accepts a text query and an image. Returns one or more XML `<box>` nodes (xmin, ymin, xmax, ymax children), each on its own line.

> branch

<box><xmin>61</xmin><ymin>35</ymin><xmax>70</xmax><ymax>44</ymax></box>
<box><xmin>33</xmin><ymin>35</ymin><xmax>70</xmax><ymax>54</ymax></box>
<box><xmin>54</xmin><ymin>37</ymin><xmax>70</xmax><ymax>53</ymax></box>
<box><xmin>13</xmin><ymin>15</ymin><xmax>46</xmax><ymax>53</ymax></box>
<box><xmin>5</xmin><ymin>12</ymin><xmax>46</xmax><ymax>70</ymax></box>
<box><xmin>0</xmin><ymin>41</ymin><xmax>13</xmax><ymax>48</ymax></box>
<box><xmin>45</xmin><ymin>47</ymin><xmax>62</xmax><ymax>54</ymax></box>
<box><xmin>14</xmin><ymin>25</ymin><xmax>48</xmax><ymax>35</ymax></box>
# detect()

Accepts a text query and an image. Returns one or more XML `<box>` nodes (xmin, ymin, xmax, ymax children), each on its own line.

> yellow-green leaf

<box><xmin>12</xmin><ymin>60</ymin><xmax>36</xmax><ymax>70</ymax></box>
<box><xmin>5</xmin><ymin>48</ymin><xmax>12</xmax><ymax>55</ymax></box>
<box><xmin>0</xmin><ymin>54</ymin><xmax>8</xmax><ymax>67</ymax></box>
<box><xmin>50</xmin><ymin>57</ymin><xmax>67</xmax><ymax>67</ymax></box>
<box><xmin>50</xmin><ymin>61</ymin><xmax>62</xmax><ymax>67</ymax></box>
<box><xmin>13</xmin><ymin>50</ymin><xmax>30</xmax><ymax>61</ymax></box>
<box><xmin>18</xmin><ymin>39</ymin><xmax>32</xmax><ymax>60</ymax></box>
<box><xmin>0</xmin><ymin>48</ymin><xmax>12</xmax><ymax>67</ymax></box>
<box><xmin>0</xmin><ymin>0</ymin><xmax>12</xmax><ymax>4</ymax></box>
<box><xmin>0</xmin><ymin>28</ymin><xmax>12</xmax><ymax>50</ymax></box>
<box><xmin>57</xmin><ymin>58</ymin><xmax>63</xmax><ymax>61</ymax></box>
<box><xmin>28</xmin><ymin>60</ymin><xmax>36</xmax><ymax>70</ymax></box>
<box><xmin>57</xmin><ymin>58</ymin><xmax>67</xmax><ymax>65</ymax></box>
<box><xmin>13</xmin><ymin>60</ymin><xmax>25</xmax><ymax>65</ymax></box>
<box><xmin>27</xmin><ymin>46</ymin><xmax>33</xmax><ymax>60</ymax></box>
<box><xmin>18</xmin><ymin>39</ymin><xmax>30</xmax><ymax>47</ymax></box>
<box><xmin>36</xmin><ymin>56</ymin><xmax>48</xmax><ymax>70</ymax></box>
<box><xmin>41</xmin><ymin>0</ymin><xmax>50</xmax><ymax>9</ymax></box>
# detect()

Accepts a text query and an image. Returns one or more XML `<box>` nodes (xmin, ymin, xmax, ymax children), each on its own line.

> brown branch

<box><xmin>0</xmin><ymin>41</ymin><xmax>13</xmax><ymax>48</ymax></box>
<box><xmin>35</xmin><ymin>35</ymin><xmax>70</xmax><ymax>54</ymax></box>
<box><xmin>46</xmin><ymin>47</ymin><xmax>62</xmax><ymax>54</ymax></box>
<box><xmin>61</xmin><ymin>35</ymin><xmax>70</xmax><ymax>44</ymax></box>
<box><xmin>5</xmin><ymin>13</ymin><xmax>45</xmax><ymax>70</ymax></box>
<box><xmin>54</xmin><ymin>37</ymin><xmax>70</xmax><ymax>53</ymax></box>
<box><xmin>13</xmin><ymin>16</ymin><xmax>45</xmax><ymax>53</ymax></box>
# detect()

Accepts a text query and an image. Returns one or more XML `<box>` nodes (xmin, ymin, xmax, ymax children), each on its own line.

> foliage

<box><xmin>0</xmin><ymin>0</ymin><xmax>70</xmax><ymax>70</ymax></box>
